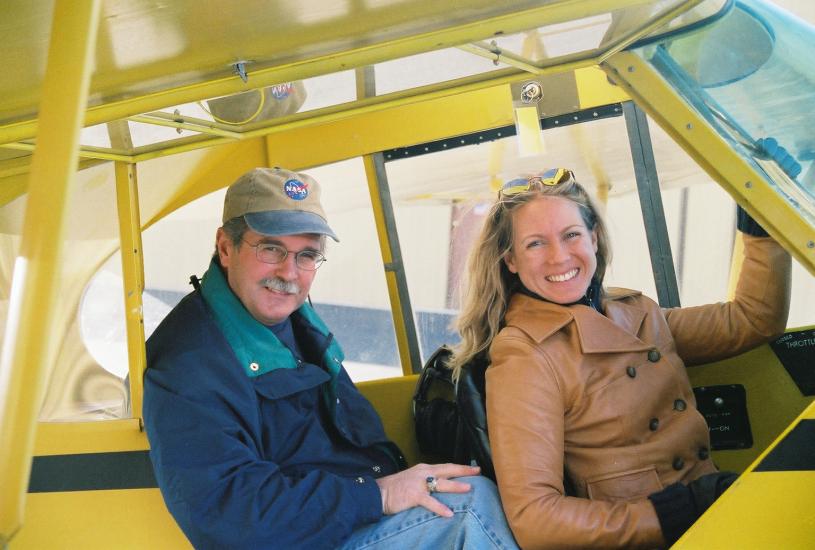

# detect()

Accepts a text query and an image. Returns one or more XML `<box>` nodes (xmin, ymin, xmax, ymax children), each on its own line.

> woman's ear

<box><xmin>504</xmin><ymin>251</ymin><xmax>518</xmax><ymax>274</ymax></box>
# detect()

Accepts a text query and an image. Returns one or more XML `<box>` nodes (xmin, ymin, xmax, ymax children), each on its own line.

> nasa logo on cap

<box><xmin>284</xmin><ymin>178</ymin><xmax>309</xmax><ymax>200</ymax></box>
<box><xmin>271</xmin><ymin>83</ymin><xmax>294</xmax><ymax>100</ymax></box>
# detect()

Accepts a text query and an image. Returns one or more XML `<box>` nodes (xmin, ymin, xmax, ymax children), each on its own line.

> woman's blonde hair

<box><xmin>448</xmin><ymin>172</ymin><xmax>610</xmax><ymax>378</ymax></box>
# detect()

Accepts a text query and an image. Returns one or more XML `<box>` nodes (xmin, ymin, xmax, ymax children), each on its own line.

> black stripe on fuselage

<box><xmin>754</xmin><ymin>419</ymin><xmax>815</xmax><ymax>472</ymax></box>
<box><xmin>28</xmin><ymin>450</ymin><xmax>157</xmax><ymax>493</ymax></box>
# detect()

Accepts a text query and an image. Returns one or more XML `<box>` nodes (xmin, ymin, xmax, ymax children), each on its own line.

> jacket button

<box><xmin>649</xmin><ymin>418</ymin><xmax>659</xmax><ymax>431</ymax></box>
<box><xmin>354</xmin><ymin>477</ymin><xmax>365</xmax><ymax>484</ymax></box>
<box><xmin>648</xmin><ymin>349</ymin><xmax>661</xmax><ymax>362</ymax></box>
<box><xmin>672</xmin><ymin>457</ymin><xmax>685</xmax><ymax>470</ymax></box>
<box><xmin>674</xmin><ymin>399</ymin><xmax>687</xmax><ymax>411</ymax></box>
<box><xmin>249</xmin><ymin>362</ymin><xmax>260</xmax><ymax>372</ymax></box>
<box><xmin>626</xmin><ymin>366</ymin><xmax>637</xmax><ymax>378</ymax></box>
<box><xmin>698</xmin><ymin>447</ymin><xmax>710</xmax><ymax>460</ymax></box>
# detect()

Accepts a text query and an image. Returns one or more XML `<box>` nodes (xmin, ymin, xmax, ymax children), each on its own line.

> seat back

<box><xmin>455</xmin><ymin>353</ymin><xmax>495</xmax><ymax>481</ymax></box>
<box><xmin>412</xmin><ymin>346</ymin><xmax>464</xmax><ymax>463</ymax></box>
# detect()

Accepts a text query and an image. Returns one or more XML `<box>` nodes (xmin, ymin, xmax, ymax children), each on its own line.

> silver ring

<box><xmin>425</xmin><ymin>476</ymin><xmax>438</xmax><ymax>493</ymax></box>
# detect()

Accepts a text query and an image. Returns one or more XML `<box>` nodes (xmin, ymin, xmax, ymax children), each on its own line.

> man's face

<box><xmin>216</xmin><ymin>228</ymin><xmax>320</xmax><ymax>325</ymax></box>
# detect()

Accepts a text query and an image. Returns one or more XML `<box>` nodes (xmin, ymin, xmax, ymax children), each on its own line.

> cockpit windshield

<box><xmin>633</xmin><ymin>0</ymin><xmax>815</xmax><ymax>226</ymax></box>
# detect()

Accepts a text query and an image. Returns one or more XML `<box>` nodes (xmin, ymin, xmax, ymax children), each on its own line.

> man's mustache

<box><xmin>261</xmin><ymin>277</ymin><xmax>300</xmax><ymax>295</ymax></box>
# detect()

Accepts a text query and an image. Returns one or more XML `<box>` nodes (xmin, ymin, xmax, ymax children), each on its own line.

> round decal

<box><xmin>271</xmin><ymin>83</ymin><xmax>294</xmax><ymax>100</ymax></box>
<box><xmin>284</xmin><ymin>178</ymin><xmax>309</xmax><ymax>200</ymax></box>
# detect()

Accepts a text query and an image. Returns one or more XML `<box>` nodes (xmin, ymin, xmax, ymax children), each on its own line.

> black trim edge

<box><xmin>28</xmin><ymin>450</ymin><xmax>158</xmax><ymax>493</ymax></box>
<box><xmin>754</xmin><ymin>419</ymin><xmax>815</xmax><ymax>472</ymax></box>
<box><xmin>382</xmin><ymin>103</ymin><xmax>623</xmax><ymax>161</ymax></box>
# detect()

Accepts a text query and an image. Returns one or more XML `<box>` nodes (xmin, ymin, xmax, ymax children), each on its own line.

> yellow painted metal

<box><xmin>138</xmin><ymin>69</ymin><xmax>522</xmax><ymax>162</ymax></box>
<box><xmin>115</xmin><ymin>162</ymin><xmax>147</xmax><ymax>423</ymax></box>
<box><xmin>674</xmin><ymin>470</ymin><xmax>815</xmax><ymax>549</ymax></box>
<box><xmin>675</xmin><ymin>393</ymin><xmax>815</xmax><ymax>548</ymax></box>
<box><xmin>0</xmin><ymin>172</ymin><xmax>30</xmax><ymax>209</ymax></box>
<box><xmin>127</xmin><ymin>64</ymin><xmax>623</xmax><ymax>164</ymax></box>
<box><xmin>14</xmin><ymin>489</ymin><xmax>190</xmax><ymax>549</ymax></box>
<box><xmin>0</xmin><ymin>60</ymin><xmax>631</xmax><ymax>170</ymax></box>
<box><xmin>1</xmin><ymin>141</ymin><xmax>133</xmax><ymax>162</ymax></box>
<box><xmin>458</xmin><ymin>43</ymin><xmax>546</xmax><ymax>74</ymax></box>
<box><xmin>594</xmin><ymin>0</ymin><xmax>706</xmax><ymax>66</ymax></box>
<box><xmin>262</xmin><ymin>84</ymin><xmax>513</xmax><ymax>171</ymax></box>
<box><xmin>362</xmin><ymin>155</ymin><xmax>414</xmax><ymax>376</ymax></box>
<box><xmin>128</xmin><ymin>113</ymin><xmax>245</xmax><ymax>140</ymax></box>
<box><xmin>459</xmin><ymin>0</ymin><xmax>705</xmax><ymax>76</ymax></box>
<box><xmin>574</xmin><ymin>66</ymin><xmax>630</xmax><ymax>108</ymax></box>
<box><xmin>0</xmin><ymin>0</ymin><xmax>691</xmax><ymax>148</ymax></box>
<box><xmin>742</xmin><ymin>391</ymin><xmax>815</xmax><ymax>474</ymax></box>
<box><xmin>0</xmin><ymin>0</ymin><xmax>101</xmax><ymax>543</ymax></box>
<box><xmin>33</xmin><ymin>419</ymin><xmax>147</xmax><ymax>456</ymax></box>
<box><xmin>0</xmin><ymin>156</ymin><xmax>34</xmax><ymax>180</ymax></box>
<box><xmin>601</xmin><ymin>51</ymin><xmax>815</xmax><ymax>276</ymax></box>
<box><xmin>127</xmin><ymin>62</ymin><xmax>625</xmax><ymax>165</ymax></box>
<box><xmin>687</xmin><ymin>340</ymin><xmax>813</xmax><ymax>473</ymax></box>
<box><xmin>726</xmin><ymin>231</ymin><xmax>746</xmax><ymax>300</ymax></box>
<box><xmin>0</xmin><ymin>63</ymin><xmax>628</xmax><ymax>186</ymax></box>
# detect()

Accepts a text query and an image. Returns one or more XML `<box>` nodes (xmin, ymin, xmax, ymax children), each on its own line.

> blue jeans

<box><xmin>339</xmin><ymin>476</ymin><xmax>519</xmax><ymax>550</ymax></box>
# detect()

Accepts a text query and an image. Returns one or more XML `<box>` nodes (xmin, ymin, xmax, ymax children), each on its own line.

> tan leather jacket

<box><xmin>486</xmin><ymin>235</ymin><xmax>790</xmax><ymax>549</ymax></box>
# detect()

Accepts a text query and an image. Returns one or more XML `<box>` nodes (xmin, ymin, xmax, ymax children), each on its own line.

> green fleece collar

<box><xmin>199</xmin><ymin>258</ymin><xmax>342</xmax><ymax>380</ymax></box>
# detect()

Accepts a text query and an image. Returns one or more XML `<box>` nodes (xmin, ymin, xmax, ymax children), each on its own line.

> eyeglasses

<box><xmin>242</xmin><ymin>240</ymin><xmax>327</xmax><ymax>270</ymax></box>
<box><xmin>499</xmin><ymin>168</ymin><xmax>575</xmax><ymax>197</ymax></box>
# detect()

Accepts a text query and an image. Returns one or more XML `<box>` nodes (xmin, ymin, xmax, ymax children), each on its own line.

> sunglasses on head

<box><xmin>499</xmin><ymin>168</ymin><xmax>575</xmax><ymax>197</ymax></box>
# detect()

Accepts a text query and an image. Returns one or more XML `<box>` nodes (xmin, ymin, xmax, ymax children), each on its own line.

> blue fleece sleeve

<box><xmin>143</xmin><ymin>355</ymin><xmax>383</xmax><ymax>550</ymax></box>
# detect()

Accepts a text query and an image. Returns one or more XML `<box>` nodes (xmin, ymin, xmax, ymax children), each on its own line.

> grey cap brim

<box><xmin>244</xmin><ymin>210</ymin><xmax>339</xmax><ymax>242</ymax></box>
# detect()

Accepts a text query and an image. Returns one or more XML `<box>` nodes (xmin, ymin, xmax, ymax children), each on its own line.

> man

<box><xmin>143</xmin><ymin>167</ymin><xmax>517</xmax><ymax>549</ymax></box>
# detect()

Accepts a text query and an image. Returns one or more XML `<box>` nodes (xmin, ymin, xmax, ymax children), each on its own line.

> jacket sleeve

<box><xmin>143</xmin><ymin>351</ymin><xmax>383</xmax><ymax>550</ymax></box>
<box><xmin>486</xmin><ymin>335</ymin><xmax>665</xmax><ymax>550</ymax></box>
<box><xmin>664</xmin><ymin>234</ymin><xmax>791</xmax><ymax>366</ymax></box>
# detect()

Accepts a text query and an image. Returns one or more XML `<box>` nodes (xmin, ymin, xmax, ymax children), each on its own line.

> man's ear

<box><xmin>215</xmin><ymin>228</ymin><xmax>232</xmax><ymax>268</ymax></box>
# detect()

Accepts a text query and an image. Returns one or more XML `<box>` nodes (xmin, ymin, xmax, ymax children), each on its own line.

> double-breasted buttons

<box><xmin>698</xmin><ymin>447</ymin><xmax>710</xmax><ymax>460</ymax></box>
<box><xmin>674</xmin><ymin>399</ymin><xmax>687</xmax><ymax>411</ymax></box>
<box><xmin>648</xmin><ymin>349</ymin><xmax>661</xmax><ymax>362</ymax></box>
<box><xmin>626</xmin><ymin>366</ymin><xmax>637</xmax><ymax>378</ymax></box>
<box><xmin>649</xmin><ymin>418</ymin><xmax>660</xmax><ymax>431</ymax></box>
<box><xmin>672</xmin><ymin>457</ymin><xmax>685</xmax><ymax>470</ymax></box>
<box><xmin>249</xmin><ymin>362</ymin><xmax>260</xmax><ymax>372</ymax></box>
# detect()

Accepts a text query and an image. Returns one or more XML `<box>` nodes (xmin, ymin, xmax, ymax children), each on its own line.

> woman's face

<box><xmin>504</xmin><ymin>196</ymin><xmax>598</xmax><ymax>304</ymax></box>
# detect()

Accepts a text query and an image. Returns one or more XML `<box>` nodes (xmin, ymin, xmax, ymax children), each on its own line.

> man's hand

<box><xmin>375</xmin><ymin>463</ymin><xmax>481</xmax><ymax>517</ymax></box>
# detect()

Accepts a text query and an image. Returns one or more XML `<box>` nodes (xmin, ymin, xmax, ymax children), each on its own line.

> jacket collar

<box><xmin>199</xmin><ymin>258</ymin><xmax>344</xmax><ymax>378</ymax></box>
<box><xmin>504</xmin><ymin>288</ymin><xmax>653</xmax><ymax>354</ymax></box>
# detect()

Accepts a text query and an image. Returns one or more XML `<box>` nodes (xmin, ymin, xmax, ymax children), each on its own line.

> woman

<box><xmin>449</xmin><ymin>168</ymin><xmax>790</xmax><ymax>549</ymax></box>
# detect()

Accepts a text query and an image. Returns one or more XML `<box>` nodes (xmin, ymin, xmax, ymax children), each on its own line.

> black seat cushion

<box><xmin>413</xmin><ymin>346</ymin><xmax>464</xmax><ymax>463</ymax></box>
<box><xmin>456</xmin><ymin>353</ymin><xmax>495</xmax><ymax>481</ymax></box>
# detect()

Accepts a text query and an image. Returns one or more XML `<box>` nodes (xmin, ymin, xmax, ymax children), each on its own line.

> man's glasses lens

<box><xmin>253</xmin><ymin>243</ymin><xmax>326</xmax><ymax>270</ymax></box>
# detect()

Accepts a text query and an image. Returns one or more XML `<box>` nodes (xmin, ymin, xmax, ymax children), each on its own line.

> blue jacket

<box><xmin>143</xmin><ymin>262</ymin><xmax>405</xmax><ymax>549</ymax></box>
